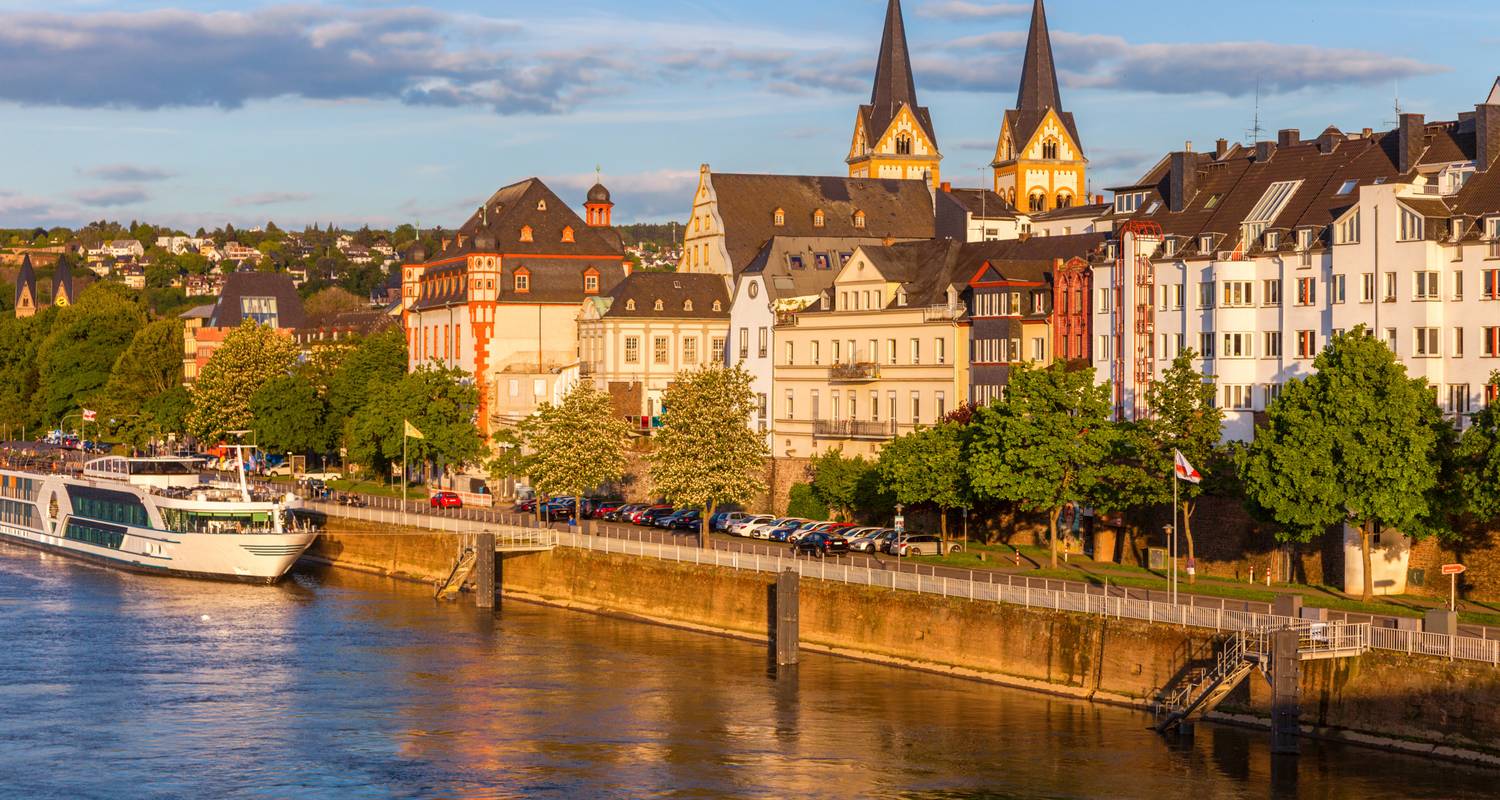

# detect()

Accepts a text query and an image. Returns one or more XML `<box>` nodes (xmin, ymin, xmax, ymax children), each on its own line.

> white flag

<box><xmin>1173</xmin><ymin>449</ymin><xmax>1202</xmax><ymax>484</ymax></box>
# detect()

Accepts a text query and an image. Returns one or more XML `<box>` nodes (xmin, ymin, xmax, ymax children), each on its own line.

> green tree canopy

<box><xmin>250</xmin><ymin>372</ymin><xmax>330</xmax><ymax>455</ymax></box>
<box><xmin>325</xmin><ymin>328</ymin><xmax>408</xmax><ymax>429</ymax></box>
<box><xmin>347</xmin><ymin>364</ymin><xmax>484</xmax><ymax>477</ymax></box>
<box><xmin>1142</xmin><ymin>349</ymin><xmax>1225</xmax><ymax>582</ymax></box>
<box><xmin>1457</xmin><ymin>372</ymin><xmax>1500</xmax><ymax>523</ymax></box>
<box><xmin>303</xmin><ymin>287</ymin><xmax>366</xmax><ymax>326</ymax></box>
<box><xmin>649</xmin><ymin>365</ymin><xmax>769</xmax><ymax>544</ymax></box>
<box><xmin>877</xmin><ymin>422</ymin><xmax>967</xmax><ymax>546</ymax></box>
<box><xmin>808</xmin><ymin>448</ymin><xmax>878</xmax><ymax>521</ymax></box>
<box><xmin>1238</xmin><ymin>328</ymin><xmax>1452</xmax><ymax>601</ymax></box>
<box><xmin>516</xmin><ymin>382</ymin><xmax>631</xmax><ymax>512</ymax></box>
<box><xmin>34</xmin><ymin>284</ymin><xmax>146</xmax><ymax>427</ymax></box>
<box><xmin>964</xmin><ymin>362</ymin><xmax>1114</xmax><ymax>568</ymax></box>
<box><xmin>186</xmin><ymin>321</ymin><xmax>300</xmax><ymax>442</ymax></box>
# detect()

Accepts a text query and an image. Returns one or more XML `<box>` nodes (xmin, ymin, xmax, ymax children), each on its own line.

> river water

<box><xmin>0</xmin><ymin>541</ymin><xmax>1493</xmax><ymax>799</ymax></box>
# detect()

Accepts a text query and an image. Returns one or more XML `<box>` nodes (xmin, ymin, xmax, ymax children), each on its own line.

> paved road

<box><xmin>292</xmin><ymin>485</ymin><xmax>1499</xmax><ymax>641</ymax></box>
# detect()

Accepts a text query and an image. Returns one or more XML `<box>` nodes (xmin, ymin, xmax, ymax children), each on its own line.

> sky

<box><xmin>1</xmin><ymin>0</ymin><xmax>1497</xmax><ymax>232</ymax></box>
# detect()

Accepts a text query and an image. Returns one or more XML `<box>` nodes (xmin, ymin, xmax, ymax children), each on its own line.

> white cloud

<box><xmin>918</xmin><ymin>1</ymin><xmax>1030</xmax><ymax>20</ymax></box>
<box><xmin>75</xmin><ymin>187</ymin><xmax>149</xmax><ymax>207</ymax></box>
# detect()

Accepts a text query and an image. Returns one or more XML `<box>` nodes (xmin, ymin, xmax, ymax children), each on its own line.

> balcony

<box><xmin>624</xmin><ymin>415</ymin><xmax>663</xmax><ymax>433</ymax></box>
<box><xmin>922</xmin><ymin>305</ymin><xmax>964</xmax><ymax>322</ymax></box>
<box><xmin>829</xmin><ymin>362</ymin><xmax>880</xmax><ymax>382</ymax></box>
<box><xmin>813</xmin><ymin>419</ymin><xmax>897</xmax><ymax>440</ymax></box>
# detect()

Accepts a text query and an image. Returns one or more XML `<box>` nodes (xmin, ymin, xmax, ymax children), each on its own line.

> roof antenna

<box><xmin>1245</xmin><ymin>77</ymin><xmax>1265</xmax><ymax>145</ymax></box>
<box><xmin>1383</xmin><ymin>80</ymin><xmax>1403</xmax><ymax>128</ymax></box>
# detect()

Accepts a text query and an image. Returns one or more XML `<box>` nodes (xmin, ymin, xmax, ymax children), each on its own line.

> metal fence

<box><xmin>305</xmin><ymin>500</ymin><xmax>1500</xmax><ymax>667</ymax></box>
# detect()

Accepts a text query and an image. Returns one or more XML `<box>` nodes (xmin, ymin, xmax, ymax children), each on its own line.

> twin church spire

<box><xmin>847</xmin><ymin>0</ymin><xmax>1086</xmax><ymax>213</ymax></box>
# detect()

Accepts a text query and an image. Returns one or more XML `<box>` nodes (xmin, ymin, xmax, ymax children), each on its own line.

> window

<box><xmin>1414</xmin><ymin>271</ymin><xmax>1439</xmax><ymax>300</ymax></box>
<box><xmin>1361</xmin><ymin>273</ymin><xmax>1376</xmax><ymax>303</ymax></box>
<box><xmin>1414</xmin><ymin>327</ymin><xmax>1440</xmax><ymax>357</ymax></box>
<box><xmin>832</xmin><ymin>340</ymin><xmax>841</xmax><ymax>364</ymax></box>
<box><xmin>1296</xmin><ymin>330</ymin><xmax>1318</xmax><ymax>359</ymax></box>
<box><xmin>1114</xmin><ymin>192</ymin><xmax>1146</xmax><ymax>213</ymax></box>
<box><xmin>1222</xmin><ymin>281</ymin><xmax>1254</xmax><ymax>307</ymax></box>
<box><xmin>910</xmin><ymin>338</ymin><xmax>920</xmax><ymax>364</ymax></box>
<box><xmin>1297</xmin><ymin>228</ymin><xmax>1317</xmax><ymax>252</ymax></box>
<box><xmin>1199</xmin><ymin>234</ymin><xmax>1215</xmax><ymax>253</ymax></box>
<box><xmin>1264</xmin><ymin>231</ymin><xmax>1280</xmax><ymax>250</ymax></box>
<box><xmin>1222</xmin><ymin>332</ymin><xmax>1253</xmax><ymax>358</ymax></box>
<box><xmin>896</xmin><ymin>134</ymin><xmax>913</xmax><ymax>155</ymax></box>
<box><xmin>1385</xmin><ymin>328</ymin><xmax>1398</xmax><ymax>351</ymax></box>
<box><xmin>887</xmin><ymin>390</ymin><xmax>898</xmax><ymax>423</ymax></box>
<box><xmin>1241</xmin><ymin>180</ymin><xmax>1303</xmax><ymax>243</ymax></box>
<box><xmin>758</xmin><ymin>327</ymin><xmax>768</xmax><ymax>358</ymax></box>
<box><xmin>1263</xmin><ymin>279</ymin><xmax>1282</xmax><ymax>306</ymax></box>
<box><xmin>1330</xmin><ymin>274</ymin><xmax>1346</xmax><ymax>304</ymax></box>
<box><xmin>584</xmin><ymin>272</ymin><xmax>599</xmax><ymax>293</ymax></box>
<box><xmin>811</xmin><ymin>340</ymin><xmax>820</xmax><ymax>365</ymax></box>
<box><xmin>1198</xmin><ymin>281</ymin><xmax>1216</xmax><ymax>308</ymax></box>
<box><xmin>624</xmin><ymin>336</ymin><xmax>640</xmax><ymax>364</ymax></box>
<box><xmin>1384</xmin><ymin>272</ymin><xmax>1398</xmax><ymax>302</ymax></box>
<box><xmin>1454</xmin><ymin>271</ymin><xmax>1464</xmax><ymax>301</ymax></box>
<box><xmin>1199</xmin><ymin>333</ymin><xmax>1215</xmax><ymax>359</ymax></box>
<box><xmin>1485</xmin><ymin>327</ymin><xmax>1500</xmax><ymax>358</ymax></box>
<box><xmin>935</xmin><ymin>338</ymin><xmax>946</xmax><ymax>364</ymax></box>
<box><xmin>1450</xmin><ymin>385</ymin><xmax>1473</xmax><ymax>416</ymax></box>
<box><xmin>239</xmin><ymin>296</ymin><xmax>279</xmax><ymax>326</ymax></box>
<box><xmin>1042</xmin><ymin>139</ymin><xmax>1059</xmax><ymax>159</ymax></box>
<box><xmin>1296</xmin><ymin>277</ymin><xmax>1316</xmax><ymax>306</ymax></box>
<box><xmin>910</xmin><ymin>392</ymin><xmax>921</xmax><ymax>425</ymax></box>
<box><xmin>1336</xmin><ymin>178</ymin><xmax>1359</xmax><ymax>196</ymax></box>
<box><xmin>738</xmin><ymin>328</ymin><xmax>749</xmax><ymax>360</ymax></box>
<box><xmin>1399</xmin><ymin>208</ymin><xmax>1425</xmax><ymax>241</ymax></box>
<box><xmin>561</xmin><ymin>226</ymin><xmax>575</xmax><ymax>243</ymax></box>
<box><xmin>1163</xmin><ymin>238</ymin><xmax>1178</xmax><ymax>257</ymax></box>
<box><xmin>1336</xmin><ymin>210</ymin><xmax>1361</xmax><ymax>244</ymax></box>
<box><xmin>785</xmin><ymin>389</ymin><xmax>795</xmax><ymax>420</ymax></box>
<box><xmin>1203</xmin><ymin>193</ymin><xmax>1222</xmax><ymax>210</ymax></box>
<box><xmin>508</xmin><ymin>378</ymin><xmax>520</xmax><ymax>397</ymax></box>
<box><xmin>653</xmin><ymin>299</ymin><xmax>664</xmax><ymax>311</ymax></box>
<box><xmin>519</xmin><ymin>225</ymin><xmax>533</xmax><ymax>242</ymax></box>
<box><xmin>810</xmin><ymin>390</ymin><xmax>820</xmax><ymax>419</ymax></box>
<box><xmin>1484</xmin><ymin>270</ymin><xmax>1500</xmax><ymax>300</ymax></box>
<box><xmin>684</xmin><ymin>337</ymin><xmax>699</xmax><ymax>365</ymax></box>
<box><xmin>784</xmin><ymin>341</ymin><xmax>794</xmax><ymax>365</ymax></box>
<box><xmin>813</xmin><ymin>209</ymin><xmax>825</xmax><ymax>228</ymax></box>
<box><xmin>1263</xmin><ymin>331</ymin><xmax>1282</xmax><ymax>358</ymax></box>
<box><xmin>774</xmin><ymin>208</ymin><xmax>785</xmax><ymax>227</ymax></box>
<box><xmin>514</xmin><ymin>271</ymin><xmax>530</xmax><ymax>293</ymax></box>
<box><xmin>831</xmin><ymin>391</ymin><xmax>841</xmax><ymax>420</ymax></box>
<box><xmin>1029</xmin><ymin>192</ymin><xmax>1047</xmax><ymax>213</ymax></box>
<box><xmin>788</xmin><ymin>255</ymin><xmax>805</xmax><ymax>270</ymax></box>
<box><xmin>711</xmin><ymin>336</ymin><xmax>725</xmax><ymax>360</ymax></box>
<box><xmin>1221</xmin><ymin>384</ymin><xmax>1254</xmax><ymax>410</ymax></box>
<box><xmin>854</xmin><ymin>211</ymin><xmax>866</xmax><ymax>229</ymax></box>
<box><xmin>1097</xmin><ymin>288</ymin><xmax>1113</xmax><ymax>312</ymax></box>
<box><xmin>1453</xmin><ymin>328</ymin><xmax>1464</xmax><ymax>358</ymax></box>
<box><xmin>1487</xmin><ymin>217</ymin><xmax>1500</xmax><ymax>242</ymax></box>
<box><xmin>625</xmin><ymin>299</ymin><xmax>636</xmax><ymax>311</ymax></box>
<box><xmin>870</xmin><ymin>391</ymin><xmax>880</xmax><ymax>422</ymax></box>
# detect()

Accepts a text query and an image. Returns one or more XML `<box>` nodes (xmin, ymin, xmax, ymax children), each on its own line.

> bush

<box><xmin>785</xmin><ymin>482</ymin><xmax>828</xmax><ymax>520</ymax></box>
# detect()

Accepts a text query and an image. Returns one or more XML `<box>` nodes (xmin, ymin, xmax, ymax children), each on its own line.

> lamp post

<box><xmin>894</xmin><ymin>502</ymin><xmax>905</xmax><ymax>567</ymax></box>
<box><xmin>1165</xmin><ymin>523</ymin><xmax>1177</xmax><ymax>606</ymax></box>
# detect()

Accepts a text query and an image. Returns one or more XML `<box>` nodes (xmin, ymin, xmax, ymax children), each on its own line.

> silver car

<box><xmin>729</xmin><ymin>514</ymin><xmax>774</xmax><ymax>537</ymax></box>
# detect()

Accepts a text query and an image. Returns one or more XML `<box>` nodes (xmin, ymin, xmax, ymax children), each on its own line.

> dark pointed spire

<box><xmin>52</xmin><ymin>254</ymin><xmax>73</xmax><ymax>306</ymax></box>
<box><xmin>870</xmin><ymin>0</ymin><xmax>918</xmax><ymax>116</ymax></box>
<box><xmin>15</xmin><ymin>255</ymin><xmax>37</xmax><ymax>315</ymax></box>
<box><xmin>1016</xmin><ymin>0</ymin><xmax>1062</xmax><ymax>112</ymax></box>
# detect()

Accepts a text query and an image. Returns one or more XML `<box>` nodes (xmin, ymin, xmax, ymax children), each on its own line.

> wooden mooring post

<box><xmin>774</xmin><ymin>570</ymin><xmax>799</xmax><ymax>667</ymax></box>
<box><xmin>1271</xmin><ymin>629</ymin><xmax>1301</xmax><ymax>755</ymax></box>
<box><xmin>475</xmin><ymin>533</ymin><xmax>496</xmax><ymax>610</ymax></box>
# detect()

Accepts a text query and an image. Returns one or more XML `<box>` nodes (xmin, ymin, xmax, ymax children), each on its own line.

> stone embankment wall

<box><xmin>308</xmin><ymin>525</ymin><xmax>1500</xmax><ymax>763</ymax></box>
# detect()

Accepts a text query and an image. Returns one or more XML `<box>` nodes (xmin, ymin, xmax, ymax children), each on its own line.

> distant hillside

<box><xmin>615</xmin><ymin>223</ymin><xmax>684</xmax><ymax>248</ymax></box>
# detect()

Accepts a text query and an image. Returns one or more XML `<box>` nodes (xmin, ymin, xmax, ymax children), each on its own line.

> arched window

<box><xmin>895</xmin><ymin>134</ymin><xmax>913</xmax><ymax>155</ymax></box>
<box><xmin>813</xmin><ymin>209</ymin><xmax>825</xmax><ymax>228</ymax></box>
<box><xmin>683</xmin><ymin>299</ymin><xmax>694</xmax><ymax>312</ymax></box>
<box><xmin>1029</xmin><ymin>192</ymin><xmax>1047</xmax><ymax>213</ymax></box>
<box><xmin>853</xmin><ymin>210</ymin><xmax>866</xmax><ymax>229</ymax></box>
<box><xmin>1042</xmin><ymin>139</ymin><xmax>1059</xmax><ymax>160</ymax></box>
<box><xmin>653</xmin><ymin>299</ymin><xmax>664</xmax><ymax>311</ymax></box>
<box><xmin>561</xmin><ymin>226</ymin><xmax>575</xmax><ymax>243</ymax></box>
<box><xmin>693</xmin><ymin>217</ymin><xmax>700</xmax><ymax>233</ymax></box>
<box><xmin>1055</xmin><ymin>193</ymin><xmax>1073</xmax><ymax>209</ymax></box>
<box><xmin>773</xmin><ymin>208</ymin><xmax>785</xmax><ymax>227</ymax></box>
<box><xmin>519</xmin><ymin>225</ymin><xmax>533</xmax><ymax>242</ymax></box>
<box><xmin>1001</xmin><ymin>136</ymin><xmax>1013</xmax><ymax>161</ymax></box>
<box><xmin>626</xmin><ymin>299</ymin><xmax>636</xmax><ymax>311</ymax></box>
<box><xmin>536</xmin><ymin>199</ymin><xmax>547</xmax><ymax>211</ymax></box>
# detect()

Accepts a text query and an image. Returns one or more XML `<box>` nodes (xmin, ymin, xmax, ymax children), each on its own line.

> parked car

<box><xmin>767</xmin><ymin>522</ymin><xmax>805</xmax><ymax>542</ymax></box>
<box><xmin>794</xmin><ymin>532</ymin><xmax>850</xmax><ymax>558</ymax></box>
<box><xmin>512</xmin><ymin>498</ymin><xmax>538</xmax><ymax>513</ymax></box>
<box><xmin>666</xmin><ymin>510</ymin><xmax>703</xmax><ymax>531</ymax></box>
<box><xmin>848</xmin><ymin>528</ymin><xmax>896</xmax><ymax>553</ymax></box>
<box><xmin>729</xmin><ymin>514</ymin><xmax>775</xmax><ymax>537</ymax></box>
<box><xmin>711</xmin><ymin>511</ymin><xmax>751</xmax><ymax>532</ymax></box>
<box><xmin>609</xmin><ymin>504</ymin><xmax>644</xmax><ymax>522</ymax></box>
<box><xmin>591</xmin><ymin>502</ymin><xmax>624</xmax><ymax>520</ymax></box>
<box><xmin>748</xmin><ymin>517</ymin><xmax>807</xmax><ymax>539</ymax></box>
<box><xmin>892</xmin><ymin>534</ymin><xmax>962</xmax><ymax>557</ymax></box>
<box><xmin>636</xmin><ymin>506</ymin><xmax>677</xmax><ymax>526</ymax></box>
<box><xmin>430</xmin><ymin>491</ymin><xmax>463</xmax><ymax>510</ymax></box>
<box><xmin>654</xmin><ymin>509</ymin><xmax>691</xmax><ymax>528</ymax></box>
<box><xmin>542</xmin><ymin>499</ymin><xmax>578</xmax><ymax>521</ymax></box>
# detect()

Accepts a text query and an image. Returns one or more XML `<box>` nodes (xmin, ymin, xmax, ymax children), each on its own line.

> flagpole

<box><xmin>402</xmin><ymin>429</ymin><xmax>408</xmax><ymax>527</ymax></box>
<box><xmin>1171</xmin><ymin>465</ymin><xmax>1179</xmax><ymax>606</ymax></box>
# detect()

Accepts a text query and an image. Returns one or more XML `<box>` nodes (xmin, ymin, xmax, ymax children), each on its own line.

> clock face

<box><xmin>748</xmin><ymin>281</ymin><xmax>759</xmax><ymax>299</ymax></box>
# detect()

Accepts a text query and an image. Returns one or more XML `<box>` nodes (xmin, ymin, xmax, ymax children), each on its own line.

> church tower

<box><xmin>847</xmin><ymin>0</ymin><xmax>942</xmax><ymax>187</ymax></box>
<box><xmin>14</xmin><ymin>255</ymin><xmax>38</xmax><ymax>318</ymax></box>
<box><xmin>992</xmin><ymin>0</ymin><xmax>1087</xmax><ymax>213</ymax></box>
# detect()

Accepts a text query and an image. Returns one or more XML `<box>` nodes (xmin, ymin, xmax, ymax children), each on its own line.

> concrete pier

<box><xmin>775</xmin><ymin>570</ymin><xmax>799</xmax><ymax>667</ymax></box>
<box><xmin>475</xmin><ymin>533</ymin><xmax>496</xmax><ymax>609</ymax></box>
<box><xmin>1271</xmin><ymin>629</ymin><xmax>1301</xmax><ymax>755</ymax></box>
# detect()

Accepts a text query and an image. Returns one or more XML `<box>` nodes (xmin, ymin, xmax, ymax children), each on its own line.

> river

<box><xmin>0</xmin><ymin>541</ymin><xmax>1493</xmax><ymax>799</ymax></box>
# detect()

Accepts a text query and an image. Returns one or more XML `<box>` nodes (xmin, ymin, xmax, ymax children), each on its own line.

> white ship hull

<box><xmin>0</xmin><ymin>523</ymin><xmax>316</xmax><ymax>584</ymax></box>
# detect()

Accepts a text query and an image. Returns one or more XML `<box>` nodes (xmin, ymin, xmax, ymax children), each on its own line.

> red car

<box><xmin>430</xmin><ymin>491</ymin><xmax>463</xmax><ymax>509</ymax></box>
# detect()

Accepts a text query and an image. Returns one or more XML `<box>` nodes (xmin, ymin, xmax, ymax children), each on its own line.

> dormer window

<box><xmin>1198</xmin><ymin>234</ymin><xmax>1214</xmax><ymax>253</ymax></box>
<box><xmin>712</xmin><ymin>300</ymin><xmax>722</xmax><ymax>311</ymax></box>
<box><xmin>1264</xmin><ymin>231</ymin><xmax>1280</xmax><ymax>250</ymax></box>
<box><xmin>1297</xmin><ymin>228</ymin><xmax>1316</xmax><ymax>251</ymax></box>
<box><xmin>896</xmin><ymin>288</ymin><xmax>908</xmax><ymax>307</ymax></box>
<box><xmin>513</xmin><ymin>268</ymin><xmax>530</xmax><ymax>293</ymax></box>
<box><xmin>536</xmin><ymin>199</ymin><xmax>547</xmax><ymax>211</ymax></box>
<box><xmin>853</xmin><ymin>210</ymin><xmax>866</xmax><ymax>229</ymax></box>
<box><xmin>625</xmin><ymin>299</ymin><xmax>636</xmax><ymax>311</ymax></box>
<box><xmin>653</xmin><ymin>299</ymin><xmax>664</xmax><ymax>311</ymax></box>
<box><xmin>561</xmin><ymin>226</ymin><xmax>575</xmax><ymax>243</ymax></box>
<box><xmin>774</xmin><ymin>208</ymin><xmax>785</xmax><ymax>227</ymax></box>
<box><xmin>813</xmin><ymin>209</ymin><xmax>825</xmax><ymax>228</ymax></box>
<box><xmin>1162</xmin><ymin>238</ymin><xmax>1178</xmax><ymax>257</ymax></box>
<box><xmin>583</xmin><ymin>268</ymin><xmax>599</xmax><ymax>294</ymax></box>
<box><xmin>1486</xmin><ymin>216</ymin><xmax>1500</xmax><ymax>241</ymax></box>
<box><xmin>683</xmin><ymin>299</ymin><xmax>694</xmax><ymax>312</ymax></box>
<box><xmin>520</xmin><ymin>225</ymin><xmax>533</xmax><ymax>242</ymax></box>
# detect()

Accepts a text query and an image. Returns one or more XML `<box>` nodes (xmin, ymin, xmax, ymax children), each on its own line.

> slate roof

<box><xmin>445</xmin><ymin>177</ymin><xmax>624</xmax><ymax>259</ymax></box>
<box><xmin>208</xmin><ymin>272</ymin><xmax>307</xmax><ymax>329</ymax></box>
<box><xmin>860</xmin><ymin>0</ymin><xmax>938</xmax><ymax>148</ymax></box>
<box><xmin>710</xmin><ymin>173</ymin><xmax>935</xmax><ymax>274</ymax></box>
<box><xmin>1003</xmin><ymin>0</ymin><xmax>1082</xmax><ymax>153</ymax></box>
<box><xmin>15</xmin><ymin>255</ymin><xmax>35</xmax><ymax>308</ymax></box>
<box><xmin>939</xmin><ymin>188</ymin><xmax>1016</xmax><ymax>218</ymax></box>
<box><xmin>601</xmin><ymin>273</ymin><xmax>731</xmax><ymax>319</ymax></box>
<box><xmin>411</xmin><ymin>257</ymin><xmax>629</xmax><ymax>311</ymax></box>
<box><xmin>51</xmin><ymin>255</ymin><xmax>73</xmax><ymax>303</ymax></box>
<box><xmin>741</xmin><ymin>236</ymin><xmax>881</xmax><ymax>303</ymax></box>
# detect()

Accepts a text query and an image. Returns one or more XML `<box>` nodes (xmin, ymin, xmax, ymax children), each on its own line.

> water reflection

<box><xmin>0</xmin><ymin>541</ymin><xmax>1494</xmax><ymax>799</ymax></box>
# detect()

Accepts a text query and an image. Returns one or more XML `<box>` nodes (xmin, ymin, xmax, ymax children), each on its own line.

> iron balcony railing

<box><xmin>813</xmin><ymin>419</ymin><xmax>897</xmax><ymax>440</ymax></box>
<box><xmin>829</xmin><ymin>362</ymin><xmax>880</xmax><ymax>381</ymax></box>
<box><xmin>922</xmin><ymin>305</ymin><xmax>964</xmax><ymax>322</ymax></box>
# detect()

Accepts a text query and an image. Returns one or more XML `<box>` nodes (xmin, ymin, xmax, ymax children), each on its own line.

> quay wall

<box><xmin>308</xmin><ymin>526</ymin><xmax>1500</xmax><ymax>764</ymax></box>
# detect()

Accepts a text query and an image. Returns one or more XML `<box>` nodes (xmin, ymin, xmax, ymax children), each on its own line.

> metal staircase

<box><xmin>1154</xmin><ymin>622</ymin><xmax>1371</xmax><ymax>733</ymax></box>
<box><xmin>435</xmin><ymin>547</ymin><xmax>477</xmax><ymax>601</ymax></box>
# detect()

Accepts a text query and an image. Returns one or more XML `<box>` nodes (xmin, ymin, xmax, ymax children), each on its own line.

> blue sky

<box><xmin>1</xmin><ymin>0</ymin><xmax>1496</xmax><ymax>231</ymax></box>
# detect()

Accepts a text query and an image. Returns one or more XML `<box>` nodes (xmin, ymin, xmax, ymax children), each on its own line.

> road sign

<box><xmin>1441</xmin><ymin>563</ymin><xmax>1467</xmax><ymax>576</ymax></box>
<box><xmin>893</xmin><ymin>515</ymin><xmax>905</xmax><ymax>533</ymax></box>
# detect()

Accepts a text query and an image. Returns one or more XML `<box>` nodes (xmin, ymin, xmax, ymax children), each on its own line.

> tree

<box><xmin>1143</xmin><ymin>350</ymin><xmax>1225</xmax><ymax>582</ymax></box>
<box><xmin>303</xmin><ymin>287</ymin><xmax>366</xmax><ymax>326</ymax></box>
<box><xmin>347</xmin><ymin>364</ymin><xmax>484</xmax><ymax>479</ymax></box>
<box><xmin>325</xmin><ymin>329</ymin><xmax>408</xmax><ymax>445</ymax></box>
<box><xmin>649</xmin><ymin>365</ymin><xmax>769</xmax><ymax>546</ymax></box>
<box><xmin>878</xmin><ymin>423</ymin><xmax>968</xmax><ymax>552</ymax></box>
<box><xmin>1457</xmin><ymin>372</ymin><xmax>1500</xmax><ymax>523</ymax></box>
<box><xmin>186</xmin><ymin>321</ymin><xmax>300</xmax><ymax>442</ymax></box>
<box><xmin>808</xmin><ymin>449</ymin><xmax>875</xmax><ymax>521</ymax></box>
<box><xmin>107</xmin><ymin>318</ymin><xmax>184</xmax><ymax>399</ymax></box>
<box><xmin>965</xmin><ymin>362</ymin><xmax>1114</xmax><ymax>568</ymax></box>
<box><xmin>34</xmin><ymin>285</ymin><xmax>146</xmax><ymax>427</ymax></box>
<box><xmin>250</xmin><ymin>373</ymin><xmax>329</xmax><ymax>455</ymax></box>
<box><xmin>1238</xmin><ymin>329</ymin><xmax>1450</xmax><ymax>602</ymax></box>
<box><xmin>0</xmin><ymin>312</ymin><xmax>53</xmax><ymax>430</ymax></box>
<box><xmin>516</xmin><ymin>382</ymin><xmax>631</xmax><ymax>520</ymax></box>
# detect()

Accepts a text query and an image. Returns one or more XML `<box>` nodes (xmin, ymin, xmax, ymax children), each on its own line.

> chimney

<box><xmin>1095</xmin><ymin>194</ymin><xmax>1105</xmax><ymax>205</ymax></box>
<box><xmin>1318</xmin><ymin>128</ymin><xmax>1341</xmax><ymax>155</ymax></box>
<box><xmin>1398</xmin><ymin>113</ymin><xmax>1425</xmax><ymax>174</ymax></box>
<box><xmin>1477</xmin><ymin>102</ymin><xmax>1500</xmax><ymax>172</ymax></box>
<box><xmin>1185</xmin><ymin>140</ymin><xmax>1193</xmax><ymax>152</ymax></box>
<box><xmin>1215</xmin><ymin>138</ymin><xmax>1229</xmax><ymax>159</ymax></box>
<box><xmin>940</xmin><ymin>181</ymin><xmax>952</xmax><ymax>193</ymax></box>
<box><xmin>1277</xmin><ymin>128</ymin><xmax>1300</xmax><ymax>148</ymax></box>
<box><xmin>1168</xmin><ymin>151</ymin><xmax>1198</xmax><ymax>213</ymax></box>
<box><xmin>1361</xmin><ymin>127</ymin><xmax>1374</xmax><ymax>138</ymax></box>
<box><xmin>1255</xmin><ymin>141</ymin><xmax>1276</xmax><ymax>162</ymax></box>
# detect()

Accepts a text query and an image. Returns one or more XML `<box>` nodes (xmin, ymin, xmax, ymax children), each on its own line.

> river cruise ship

<box><xmin>0</xmin><ymin>454</ymin><xmax>316</xmax><ymax>583</ymax></box>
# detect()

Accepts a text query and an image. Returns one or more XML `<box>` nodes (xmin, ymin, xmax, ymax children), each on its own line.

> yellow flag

<box><xmin>403</xmin><ymin>420</ymin><xmax>424</xmax><ymax>440</ymax></box>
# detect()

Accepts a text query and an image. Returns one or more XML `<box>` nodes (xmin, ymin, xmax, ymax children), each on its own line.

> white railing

<box><xmin>304</xmin><ymin>500</ymin><xmax>1500</xmax><ymax>667</ymax></box>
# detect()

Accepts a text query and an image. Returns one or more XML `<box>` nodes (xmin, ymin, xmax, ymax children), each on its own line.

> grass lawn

<box><xmin>263</xmin><ymin>474</ymin><xmax>420</xmax><ymax>500</ymax></box>
<box><xmin>902</xmin><ymin>541</ymin><xmax>1500</xmax><ymax>627</ymax></box>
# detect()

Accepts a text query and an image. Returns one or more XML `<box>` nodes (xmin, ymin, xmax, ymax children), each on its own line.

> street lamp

<box><xmin>1165</xmin><ymin>523</ymin><xmax>1177</xmax><ymax>606</ymax></box>
<box><xmin>894</xmin><ymin>503</ymin><xmax>905</xmax><ymax>567</ymax></box>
